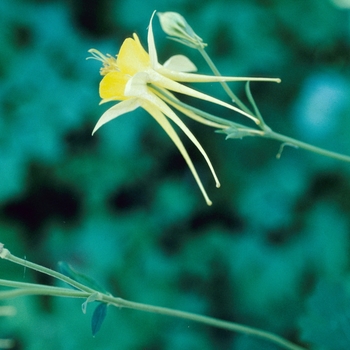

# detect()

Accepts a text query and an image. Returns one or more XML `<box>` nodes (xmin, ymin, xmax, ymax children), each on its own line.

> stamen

<box><xmin>87</xmin><ymin>49</ymin><xmax>119</xmax><ymax>75</ymax></box>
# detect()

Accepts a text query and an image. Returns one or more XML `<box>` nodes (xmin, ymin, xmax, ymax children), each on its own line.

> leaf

<box><xmin>58</xmin><ymin>261</ymin><xmax>107</xmax><ymax>293</ymax></box>
<box><xmin>91</xmin><ymin>303</ymin><xmax>108</xmax><ymax>337</ymax></box>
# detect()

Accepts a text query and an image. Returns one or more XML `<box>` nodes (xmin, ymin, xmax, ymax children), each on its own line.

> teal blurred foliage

<box><xmin>299</xmin><ymin>280</ymin><xmax>350</xmax><ymax>350</ymax></box>
<box><xmin>0</xmin><ymin>0</ymin><xmax>350</xmax><ymax>349</ymax></box>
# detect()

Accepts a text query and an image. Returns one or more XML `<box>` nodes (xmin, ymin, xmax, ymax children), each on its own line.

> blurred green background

<box><xmin>1</xmin><ymin>0</ymin><xmax>350</xmax><ymax>349</ymax></box>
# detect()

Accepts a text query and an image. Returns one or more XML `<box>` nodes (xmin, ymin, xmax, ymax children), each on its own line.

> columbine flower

<box><xmin>88</xmin><ymin>11</ymin><xmax>279</xmax><ymax>205</ymax></box>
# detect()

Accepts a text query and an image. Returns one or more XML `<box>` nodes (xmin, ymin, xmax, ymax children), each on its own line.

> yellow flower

<box><xmin>88</xmin><ymin>12</ymin><xmax>279</xmax><ymax>205</ymax></box>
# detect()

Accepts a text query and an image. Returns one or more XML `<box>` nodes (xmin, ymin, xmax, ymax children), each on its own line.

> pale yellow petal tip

<box><xmin>202</xmin><ymin>189</ymin><xmax>213</xmax><ymax>205</ymax></box>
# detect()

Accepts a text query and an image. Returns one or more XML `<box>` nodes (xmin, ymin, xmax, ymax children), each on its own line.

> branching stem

<box><xmin>0</xmin><ymin>246</ymin><xmax>306</xmax><ymax>350</ymax></box>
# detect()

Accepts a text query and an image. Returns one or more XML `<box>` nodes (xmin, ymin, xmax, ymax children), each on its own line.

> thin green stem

<box><xmin>0</xmin><ymin>281</ymin><xmax>306</xmax><ymax>350</ymax></box>
<box><xmin>0</xmin><ymin>288</ymin><xmax>89</xmax><ymax>300</ymax></box>
<box><xmin>0</xmin><ymin>246</ymin><xmax>307</xmax><ymax>350</ymax></box>
<box><xmin>198</xmin><ymin>47</ymin><xmax>253</xmax><ymax>115</ymax></box>
<box><xmin>102</xmin><ymin>294</ymin><xmax>306</xmax><ymax>350</ymax></box>
<box><xmin>197</xmin><ymin>47</ymin><xmax>350</xmax><ymax>163</ymax></box>
<box><xmin>0</xmin><ymin>248</ymin><xmax>95</xmax><ymax>294</ymax></box>
<box><xmin>150</xmin><ymin>85</ymin><xmax>350</xmax><ymax>163</ymax></box>
<box><xmin>245</xmin><ymin>80</ymin><xmax>270</xmax><ymax>129</ymax></box>
<box><xmin>264</xmin><ymin>130</ymin><xmax>350</xmax><ymax>162</ymax></box>
<box><xmin>0</xmin><ymin>279</ymin><xmax>90</xmax><ymax>299</ymax></box>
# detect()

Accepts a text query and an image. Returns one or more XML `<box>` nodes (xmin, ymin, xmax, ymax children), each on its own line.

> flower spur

<box><xmin>88</xmin><ymin>12</ymin><xmax>280</xmax><ymax>205</ymax></box>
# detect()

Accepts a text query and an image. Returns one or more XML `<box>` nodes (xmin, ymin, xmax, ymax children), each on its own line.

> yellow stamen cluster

<box><xmin>88</xmin><ymin>49</ymin><xmax>119</xmax><ymax>76</ymax></box>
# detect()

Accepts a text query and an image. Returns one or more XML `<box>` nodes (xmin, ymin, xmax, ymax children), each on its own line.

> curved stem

<box><xmin>198</xmin><ymin>47</ymin><xmax>253</xmax><ymax>116</ymax></box>
<box><xmin>102</xmin><ymin>294</ymin><xmax>306</xmax><ymax>350</ymax></box>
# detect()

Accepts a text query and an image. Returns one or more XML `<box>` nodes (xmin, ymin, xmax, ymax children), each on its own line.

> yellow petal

<box><xmin>99</xmin><ymin>71</ymin><xmax>129</xmax><ymax>100</ymax></box>
<box><xmin>132</xmin><ymin>85</ymin><xmax>221</xmax><ymax>190</ymax></box>
<box><xmin>124</xmin><ymin>71</ymin><xmax>150</xmax><ymax>98</ymax></box>
<box><xmin>153</xmin><ymin>87</ymin><xmax>228</xmax><ymax>129</ymax></box>
<box><xmin>163</xmin><ymin>55</ymin><xmax>197</xmax><ymax>72</ymax></box>
<box><xmin>142</xmin><ymin>102</ymin><xmax>213</xmax><ymax>205</ymax></box>
<box><xmin>157</xmin><ymin>66</ymin><xmax>281</xmax><ymax>84</ymax></box>
<box><xmin>117</xmin><ymin>35</ymin><xmax>150</xmax><ymax>75</ymax></box>
<box><xmin>148</xmin><ymin>70</ymin><xmax>260</xmax><ymax>123</ymax></box>
<box><xmin>92</xmin><ymin>98</ymin><xmax>141</xmax><ymax>135</ymax></box>
<box><xmin>152</xmin><ymin>94</ymin><xmax>221</xmax><ymax>189</ymax></box>
<box><xmin>147</xmin><ymin>11</ymin><xmax>158</xmax><ymax>68</ymax></box>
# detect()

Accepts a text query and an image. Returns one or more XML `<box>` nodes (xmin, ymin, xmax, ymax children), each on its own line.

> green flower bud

<box><xmin>157</xmin><ymin>12</ymin><xmax>207</xmax><ymax>49</ymax></box>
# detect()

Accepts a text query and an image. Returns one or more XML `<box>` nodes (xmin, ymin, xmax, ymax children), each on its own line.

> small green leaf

<box><xmin>58</xmin><ymin>261</ymin><xmax>107</xmax><ymax>293</ymax></box>
<box><xmin>91</xmin><ymin>303</ymin><xmax>108</xmax><ymax>337</ymax></box>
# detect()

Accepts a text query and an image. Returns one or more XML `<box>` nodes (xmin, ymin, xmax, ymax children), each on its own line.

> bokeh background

<box><xmin>1</xmin><ymin>0</ymin><xmax>350</xmax><ymax>349</ymax></box>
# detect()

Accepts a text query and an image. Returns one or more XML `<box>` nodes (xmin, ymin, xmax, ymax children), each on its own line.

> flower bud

<box><xmin>157</xmin><ymin>12</ymin><xmax>206</xmax><ymax>49</ymax></box>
